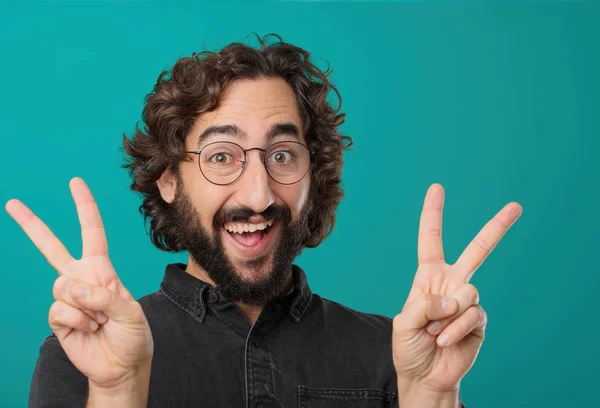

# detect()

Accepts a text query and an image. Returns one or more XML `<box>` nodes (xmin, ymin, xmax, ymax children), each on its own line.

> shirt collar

<box><xmin>159</xmin><ymin>263</ymin><xmax>312</xmax><ymax>323</ymax></box>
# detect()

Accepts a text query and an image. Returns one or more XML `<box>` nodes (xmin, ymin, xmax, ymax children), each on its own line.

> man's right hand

<box><xmin>6</xmin><ymin>177</ymin><xmax>153</xmax><ymax>402</ymax></box>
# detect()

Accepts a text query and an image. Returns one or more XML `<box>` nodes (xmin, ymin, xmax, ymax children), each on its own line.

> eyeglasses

<box><xmin>185</xmin><ymin>141</ymin><xmax>311</xmax><ymax>186</ymax></box>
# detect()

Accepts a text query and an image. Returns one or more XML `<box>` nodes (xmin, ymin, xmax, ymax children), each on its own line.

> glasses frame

<box><xmin>185</xmin><ymin>140</ymin><xmax>312</xmax><ymax>186</ymax></box>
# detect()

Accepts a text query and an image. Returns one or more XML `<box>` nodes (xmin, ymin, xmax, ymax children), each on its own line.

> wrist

<box><xmin>87</xmin><ymin>362</ymin><xmax>151</xmax><ymax>408</ymax></box>
<box><xmin>397</xmin><ymin>380</ymin><xmax>460</xmax><ymax>408</ymax></box>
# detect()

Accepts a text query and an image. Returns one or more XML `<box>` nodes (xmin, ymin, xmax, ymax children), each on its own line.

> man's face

<box><xmin>161</xmin><ymin>77</ymin><xmax>312</xmax><ymax>304</ymax></box>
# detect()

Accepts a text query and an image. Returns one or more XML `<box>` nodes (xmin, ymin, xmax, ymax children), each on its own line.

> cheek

<box><xmin>277</xmin><ymin>176</ymin><xmax>310</xmax><ymax>220</ymax></box>
<box><xmin>179</xmin><ymin>165</ymin><xmax>232</xmax><ymax>230</ymax></box>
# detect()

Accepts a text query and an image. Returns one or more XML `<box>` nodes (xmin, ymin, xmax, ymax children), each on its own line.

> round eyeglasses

<box><xmin>186</xmin><ymin>141</ymin><xmax>311</xmax><ymax>186</ymax></box>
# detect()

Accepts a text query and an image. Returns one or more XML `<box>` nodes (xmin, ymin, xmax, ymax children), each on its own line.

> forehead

<box><xmin>188</xmin><ymin>77</ymin><xmax>303</xmax><ymax>146</ymax></box>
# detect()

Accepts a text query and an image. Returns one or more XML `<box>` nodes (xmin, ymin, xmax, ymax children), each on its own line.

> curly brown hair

<box><xmin>122</xmin><ymin>34</ymin><xmax>352</xmax><ymax>252</ymax></box>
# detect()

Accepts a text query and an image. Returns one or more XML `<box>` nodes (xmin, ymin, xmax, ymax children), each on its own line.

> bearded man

<box><xmin>7</xmin><ymin>34</ymin><xmax>522</xmax><ymax>408</ymax></box>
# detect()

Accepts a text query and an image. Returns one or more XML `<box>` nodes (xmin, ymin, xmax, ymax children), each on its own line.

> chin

<box><xmin>232</xmin><ymin>254</ymin><xmax>274</xmax><ymax>283</ymax></box>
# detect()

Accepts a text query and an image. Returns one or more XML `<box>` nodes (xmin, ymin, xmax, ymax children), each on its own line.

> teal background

<box><xmin>1</xmin><ymin>0</ymin><xmax>598</xmax><ymax>407</ymax></box>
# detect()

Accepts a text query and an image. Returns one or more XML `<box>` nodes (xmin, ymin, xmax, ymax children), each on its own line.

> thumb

<box><xmin>394</xmin><ymin>293</ymin><xmax>459</xmax><ymax>331</ymax></box>
<box><xmin>69</xmin><ymin>282</ymin><xmax>143</xmax><ymax>323</ymax></box>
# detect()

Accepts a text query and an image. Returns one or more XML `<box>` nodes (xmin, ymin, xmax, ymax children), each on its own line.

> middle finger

<box><xmin>453</xmin><ymin>202</ymin><xmax>522</xmax><ymax>282</ymax></box>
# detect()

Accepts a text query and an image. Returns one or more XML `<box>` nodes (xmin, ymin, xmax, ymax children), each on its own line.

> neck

<box><xmin>184</xmin><ymin>255</ymin><xmax>293</xmax><ymax>325</ymax></box>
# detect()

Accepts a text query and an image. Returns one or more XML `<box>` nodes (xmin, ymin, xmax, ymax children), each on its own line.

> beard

<box><xmin>170</xmin><ymin>184</ymin><xmax>311</xmax><ymax>305</ymax></box>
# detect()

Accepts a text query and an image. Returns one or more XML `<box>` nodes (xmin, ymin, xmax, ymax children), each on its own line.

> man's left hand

<box><xmin>392</xmin><ymin>184</ymin><xmax>522</xmax><ymax>403</ymax></box>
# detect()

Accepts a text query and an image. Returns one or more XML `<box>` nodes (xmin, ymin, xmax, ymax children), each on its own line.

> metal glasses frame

<box><xmin>185</xmin><ymin>140</ymin><xmax>312</xmax><ymax>186</ymax></box>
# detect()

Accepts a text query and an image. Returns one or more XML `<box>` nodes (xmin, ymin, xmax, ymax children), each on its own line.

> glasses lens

<box><xmin>199</xmin><ymin>142</ymin><xmax>245</xmax><ymax>185</ymax></box>
<box><xmin>265</xmin><ymin>142</ymin><xmax>310</xmax><ymax>184</ymax></box>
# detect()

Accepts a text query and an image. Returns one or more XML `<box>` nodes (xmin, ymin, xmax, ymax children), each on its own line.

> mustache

<box><xmin>213</xmin><ymin>204</ymin><xmax>291</xmax><ymax>227</ymax></box>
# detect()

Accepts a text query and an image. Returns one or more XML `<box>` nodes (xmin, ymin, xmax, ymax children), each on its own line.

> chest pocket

<box><xmin>298</xmin><ymin>386</ymin><xmax>397</xmax><ymax>408</ymax></box>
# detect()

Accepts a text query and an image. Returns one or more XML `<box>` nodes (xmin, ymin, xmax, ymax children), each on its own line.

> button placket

<box><xmin>245</xmin><ymin>310</ymin><xmax>276</xmax><ymax>408</ymax></box>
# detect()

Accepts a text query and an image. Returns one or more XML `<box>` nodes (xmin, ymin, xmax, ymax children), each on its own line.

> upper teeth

<box><xmin>224</xmin><ymin>220</ymin><xmax>274</xmax><ymax>234</ymax></box>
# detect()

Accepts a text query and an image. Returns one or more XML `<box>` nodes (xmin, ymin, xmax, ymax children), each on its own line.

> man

<box><xmin>7</xmin><ymin>35</ymin><xmax>522</xmax><ymax>407</ymax></box>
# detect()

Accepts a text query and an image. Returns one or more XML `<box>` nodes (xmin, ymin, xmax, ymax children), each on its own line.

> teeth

<box><xmin>225</xmin><ymin>220</ymin><xmax>274</xmax><ymax>234</ymax></box>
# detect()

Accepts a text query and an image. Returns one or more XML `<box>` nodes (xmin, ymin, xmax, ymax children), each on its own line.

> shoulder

<box><xmin>316</xmin><ymin>294</ymin><xmax>392</xmax><ymax>324</ymax></box>
<box><xmin>35</xmin><ymin>334</ymin><xmax>74</xmax><ymax>365</ymax></box>
<box><xmin>137</xmin><ymin>290</ymin><xmax>171</xmax><ymax>311</ymax></box>
<box><xmin>136</xmin><ymin>290</ymin><xmax>191</xmax><ymax>323</ymax></box>
<box><xmin>308</xmin><ymin>294</ymin><xmax>393</xmax><ymax>338</ymax></box>
<box><xmin>135</xmin><ymin>289</ymin><xmax>207</xmax><ymax>333</ymax></box>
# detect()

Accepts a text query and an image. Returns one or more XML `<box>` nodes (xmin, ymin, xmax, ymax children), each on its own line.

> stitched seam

<box><xmin>298</xmin><ymin>386</ymin><xmax>394</xmax><ymax>401</ymax></box>
<box><xmin>158</xmin><ymin>287</ymin><xmax>205</xmax><ymax>323</ymax></box>
<box><xmin>291</xmin><ymin>290</ymin><xmax>312</xmax><ymax>322</ymax></box>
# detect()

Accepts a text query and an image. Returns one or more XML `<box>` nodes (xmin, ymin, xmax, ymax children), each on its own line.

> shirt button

<box><xmin>207</xmin><ymin>292</ymin><xmax>219</xmax><ymax>303</ymax></box>
<box><xmin>292</xmin><ymin>308</ymin><xmax>300</xmax><ymax>317</ymax></box>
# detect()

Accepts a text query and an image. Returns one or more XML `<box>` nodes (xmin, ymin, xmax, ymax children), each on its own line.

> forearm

<box><xmin>86</xmin><ymin>365</ymin><xmax>151</xmax><ymax>408</ymax></box>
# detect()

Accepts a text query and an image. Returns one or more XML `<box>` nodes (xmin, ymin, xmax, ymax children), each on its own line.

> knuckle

<box><xmin>471</xmin><ymin>236</ymin><xmax>490</xmax><ymax>252</ymax></box>
<box><xmin>465</xmin><ymin>284</ymin><xmax>479</xmax><ymax>305</ymax></box>
<box><xmin>52</xmin><ymin>276</ymin><xmax>68</xmax><ymax>299</ymax></box>
<box><xmin>419</xmin><ymin>227</ymin><xmax>442</xmax><ymax>237</ymax></box>
<box><xmin>479</xmin><ymin>307</ymin><xmax>488</xmax><ymax>325</ymax></box>
<box><xmin>420</xmin><ymin>294</ymin><xmax>436</xmax><ymax>312</ymax></box>
<box><xmin>97</xmin><ymin>287</ymin><xmax>114</xmax><ymax>307</ymax></box>
<box><xmin>48</xmin><ymin>301</ymin><xmax>64</xmax><ymax>319</ymax></box>
<box><xmin>467</xmin><ymin>304</ymin><xmax>479</xmax><ymax>316</ymax></box>
<box><xmin>492</xmin><ymin>215</ymin><xmax>510</xmax><ymax>230</ymax></box>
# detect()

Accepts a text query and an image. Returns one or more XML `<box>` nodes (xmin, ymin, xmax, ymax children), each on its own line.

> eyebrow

<box><xmin>196</xmin><ymin>122</ymin><xmax>301</xmax><ymax>148</ymax></box>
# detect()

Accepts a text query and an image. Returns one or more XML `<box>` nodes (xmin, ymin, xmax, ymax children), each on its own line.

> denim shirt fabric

<box><xmin>29</xmin><ymin>263</ymin><xmax>462</xmax><ymax>408</ymax></box>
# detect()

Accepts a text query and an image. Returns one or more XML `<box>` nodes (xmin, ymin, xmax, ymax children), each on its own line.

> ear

<box><xmin>156</xmin><ymin>167</ymin><xmax>177</xmax><ymax>204</ymax></box>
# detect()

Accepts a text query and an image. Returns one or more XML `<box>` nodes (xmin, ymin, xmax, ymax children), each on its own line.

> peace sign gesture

<box><xmin>6</xmin><ymin>178</ymin><xmax>153</xmax><ymax>398</ymax></box>
<box><xmin>392</xmin><ymin>184</ymin><xmax>522</xmax><ymax>402</ymax></box>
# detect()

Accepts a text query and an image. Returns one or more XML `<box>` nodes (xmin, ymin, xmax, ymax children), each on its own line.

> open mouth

<box><xmin>223</xmin><ymin>219</ymin><xmax>276</xmax><ymax>247</ymax></box>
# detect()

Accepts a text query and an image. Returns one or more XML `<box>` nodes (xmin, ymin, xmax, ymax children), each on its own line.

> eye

<box><xmin>209</xmin><ymin>152</ymin><xmax>233</xmax><ymax>165</ymax></box>
<box><xmin>268</xmin><ymin>150</ymin><xmax>294</xmax><ymax>165</ymax></box>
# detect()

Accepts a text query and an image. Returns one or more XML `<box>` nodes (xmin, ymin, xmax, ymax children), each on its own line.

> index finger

<box><xmin>5</xmin><ymin>199</ymin><xmax>74</xmax><ymax>273</ymax></box>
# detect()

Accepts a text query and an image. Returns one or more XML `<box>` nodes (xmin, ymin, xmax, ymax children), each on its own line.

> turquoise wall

<box><xmin>1</xmin><ymin>1</ymin><xmax>598</xmax><ymax>407</ymax></box>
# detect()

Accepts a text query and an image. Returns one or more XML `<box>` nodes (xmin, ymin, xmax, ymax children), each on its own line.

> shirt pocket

<box><xmin>298</xmin><ymin>386</ymin><xmax>397</xmax><ymax>408</ymax></box>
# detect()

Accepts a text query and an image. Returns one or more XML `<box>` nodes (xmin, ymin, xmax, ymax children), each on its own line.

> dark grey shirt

<box><xmin>29</xmin><ymin>263</ymin><xmax>429</xmax><ymax>407</ymax></box>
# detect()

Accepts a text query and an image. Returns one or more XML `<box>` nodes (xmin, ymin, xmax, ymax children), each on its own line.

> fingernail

<box><xmin>426</xmin><ymin>321</ymin><xmax>441</xmax><ymax>335</ymax></box>
<box><xmin>438</xmin><ymin>333</ymin><xmax>450</xmax><ymax>346</ymax></box>
<box><xmin>89</xmin><ymin>321</ymin><xmax>98</xmax><ymax>331</ymax></box>
<box><xmin>73</xmin><ymin>285</ymin><xmax>90</xmax><ymax>299</ymax></box>
<box><xmin>96</xmin><ymin>312</ymin><xmax>107</xmax><ymax>323</ymax></box>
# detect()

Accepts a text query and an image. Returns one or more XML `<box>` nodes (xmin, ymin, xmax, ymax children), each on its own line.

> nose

<box><xmin>234</xmin><ymin>150</ymin><xmax>275</xmax><ymax>213</ymax></box>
